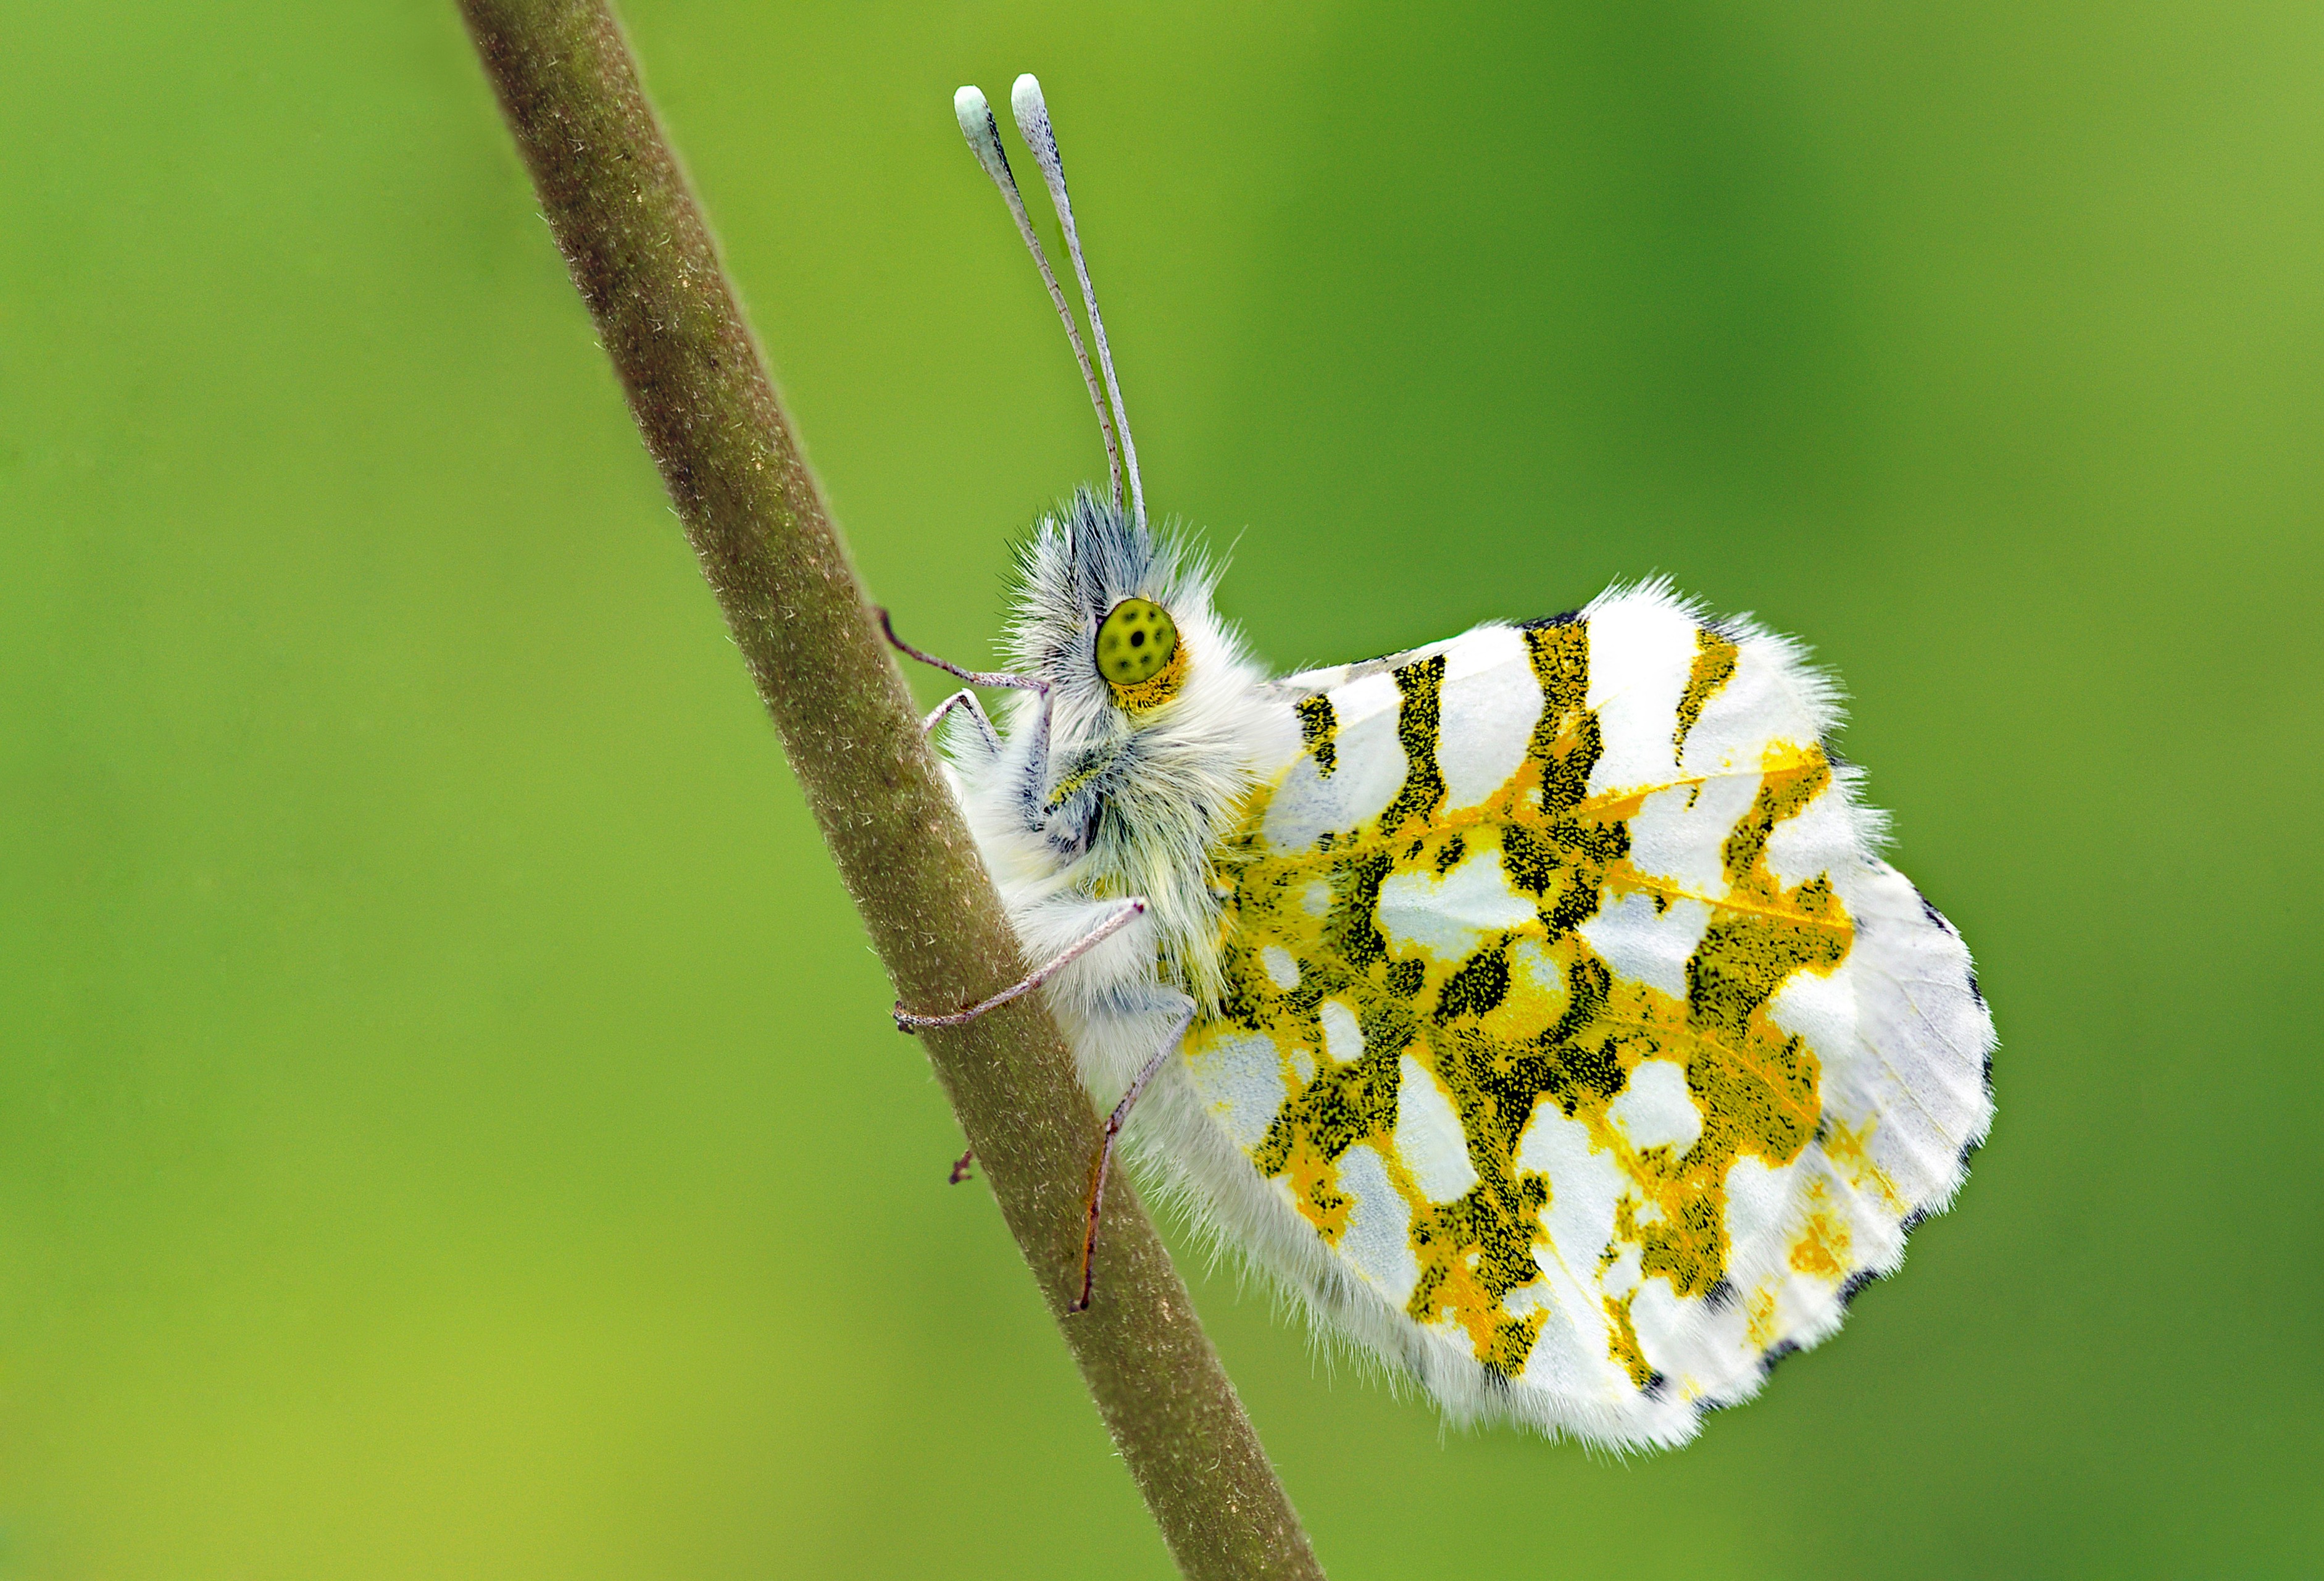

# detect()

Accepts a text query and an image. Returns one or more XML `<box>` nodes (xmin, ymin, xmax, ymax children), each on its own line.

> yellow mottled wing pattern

<box><xmin>1177</xmin><ymin>585</ymin><xmax>1994</xmax><ymax>1448</ymax></box>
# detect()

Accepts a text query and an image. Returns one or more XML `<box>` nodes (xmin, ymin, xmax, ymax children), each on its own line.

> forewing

<box><xmin>1180</xmin><ymin>584</ymin><xmax>1994</xmax><ymax>1448</ymax></box>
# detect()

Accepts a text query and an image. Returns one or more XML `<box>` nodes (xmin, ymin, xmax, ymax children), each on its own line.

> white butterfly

<box><xmin>888</xmin><ymin>75</ymin><xmax>1996</xmax><ymax>1451</ymax></box>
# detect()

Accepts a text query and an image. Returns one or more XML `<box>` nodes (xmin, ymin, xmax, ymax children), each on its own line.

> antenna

<box><xmin>1010</xmin><ymin>74</ymin><xmax>1146</xmax><ymax>532</ymax></box>
<box><xmin>953</xmin><ymin>85</ymin><xmax>1123</xmax><ymax>515</ymax></box>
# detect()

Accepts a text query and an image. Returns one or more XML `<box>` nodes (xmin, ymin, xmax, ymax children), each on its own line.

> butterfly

<box><xmin>886</xmin><ymin>73</ymin><xmax>1996</xmax><ymax>1450</ymax></box>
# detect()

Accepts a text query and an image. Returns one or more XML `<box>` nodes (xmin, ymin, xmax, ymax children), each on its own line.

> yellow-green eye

<box><xmin>1096</xmin><ymin>598</ymin><xmax>1179</xmax><ymax>688</ymax></box>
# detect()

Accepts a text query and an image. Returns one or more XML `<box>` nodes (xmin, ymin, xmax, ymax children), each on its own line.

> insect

<box><xmin>887</xmin><ymin>74</ymin><xmax>1996</xmax><ymax>1450</ymax></box>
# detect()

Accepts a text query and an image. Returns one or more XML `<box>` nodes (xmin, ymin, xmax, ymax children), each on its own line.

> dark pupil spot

<box><xmin>1130</xmin><ymin>630</ymin><xmax>1146</xmax><ymax>648</ymax></box>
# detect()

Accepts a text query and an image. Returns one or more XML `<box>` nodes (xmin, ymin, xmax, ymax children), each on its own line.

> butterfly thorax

<box><xmin>948</xmin><ymin>493</ymin><xmax>1298</xmax><ymax>1014</ymax></box>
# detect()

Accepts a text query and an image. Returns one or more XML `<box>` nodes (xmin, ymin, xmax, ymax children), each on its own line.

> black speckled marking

<box><xmin>1433</xmin><ymin>833</ymin><xmax>1467</xmax><ymax>875</ymax></box>
<box><xmin>1434</xmin><ymin>942</ymin><xmax>1512</xmax><ymax>1023</ymax></box>
<box><xmin>1523</xmin><ymin>622</ymin><xmax>1597</xmax><ymax>817</ymax></box>
<box><xmin>1296</xmin><ymin>692</ymin><xmax>1338</xmax><ymax>779</ymax></box>
<box><xmin>1673</xmin><ymin>626</ymin><xmax>1740</xmax><ymax>762</ymax></box>
<box><xmin>1378</xmin><ymin>655</ymin><xmax>1448</xmax><ymax>834</ymax></box>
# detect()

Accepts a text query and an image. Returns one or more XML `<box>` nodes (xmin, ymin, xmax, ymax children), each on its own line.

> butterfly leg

<box><xmin>1069</xmin><ymin>1001</ymin><xmax>1194</xmax><ymax>1314</ymax></box>
<box><xmin>892</xmin><ymin>896</ymin><xmax>1147</xmax><ymax>1032</ymax></box>
<box><xmin>877</xmin><ymin>605</ymin><xmax>1049</xmax><ymax>789</ymax></box>
<box><xmin>877</xmin><ymin>606</ymin><xmax>1043</xmax><ymax>694</ymax></box>
<box><xmin>920</xmin><ymin>689</ymin><xmax>1002</xmax><ymax>757</ymax></box>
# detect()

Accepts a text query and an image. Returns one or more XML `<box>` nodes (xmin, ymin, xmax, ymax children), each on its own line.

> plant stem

<box><xmin>452</xmin><ymin>4</ymin><xmax>1326</xmax><ymax>1577</ymax></box>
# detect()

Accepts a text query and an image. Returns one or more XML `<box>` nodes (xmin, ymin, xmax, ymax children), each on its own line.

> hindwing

<box><xmin>1176</xmin><ymin>582</ymin><xmax>1994</xmax><ymax>1448</ymax></box>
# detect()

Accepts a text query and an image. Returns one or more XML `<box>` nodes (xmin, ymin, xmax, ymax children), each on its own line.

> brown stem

<box><xmin>450</xmin><ymin>4</ymin><xmax>1326</xmax><ymax>1577</ymax></box>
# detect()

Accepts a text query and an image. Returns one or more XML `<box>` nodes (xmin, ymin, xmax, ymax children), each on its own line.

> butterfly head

<box><xmin>1005</xmin><ymin>488</ymin><xmax>1220</xmax><ymax>729</ymax></box>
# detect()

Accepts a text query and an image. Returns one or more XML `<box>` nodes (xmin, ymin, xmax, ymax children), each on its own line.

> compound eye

<box><xmin>1096</xmin><ymin>598</ymin><xmax>1180</xmax><ymax>688</ymax></box>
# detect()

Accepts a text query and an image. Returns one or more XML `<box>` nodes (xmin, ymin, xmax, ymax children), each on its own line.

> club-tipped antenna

<box><xmin>1010</xmin><ymin>73</ymin><xmax>1145</xmax><ymax>532</ymax></box>
<box><xmin>954</xmin><ymin>85</ymin><xmax>1123</xmax><ymax>515</ymax></box>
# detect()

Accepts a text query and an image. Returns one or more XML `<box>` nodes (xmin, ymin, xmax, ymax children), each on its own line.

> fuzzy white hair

<box><xmin>951</xmin><ymin>489</ymin><xmax>1297</xmax><ymax>1019</ymax></box>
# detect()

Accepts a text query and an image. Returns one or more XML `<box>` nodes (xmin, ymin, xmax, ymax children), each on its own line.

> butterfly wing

<box><xmin>1174</xmin><ymin>582</ymin><xmax>1994</xmax><ymax>1448</ymax></box>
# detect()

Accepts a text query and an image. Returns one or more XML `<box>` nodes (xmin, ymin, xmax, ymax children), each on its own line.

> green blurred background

<box><xmin>2</xmin><ymin>1</ymin><xmax>2317</xmax><ymax>1576</ymax></box>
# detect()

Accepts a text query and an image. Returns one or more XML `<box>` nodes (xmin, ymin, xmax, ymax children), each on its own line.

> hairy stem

<box><xmin>451</xmin><ymin>3</ymin><xmax>1325</xmax><ymax>1577</ymax></box>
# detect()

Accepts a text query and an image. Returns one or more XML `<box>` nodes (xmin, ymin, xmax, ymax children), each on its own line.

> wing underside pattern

<box><xmin>1178</xmin><ymin>583</ymin><xmax>1995</xmax><ymax>1448</ymax></box>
